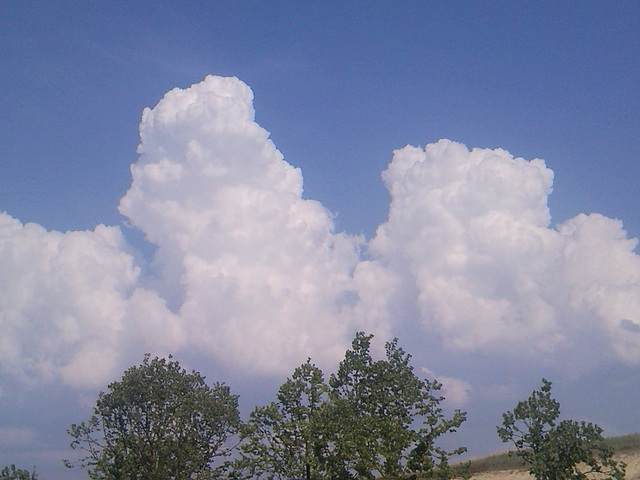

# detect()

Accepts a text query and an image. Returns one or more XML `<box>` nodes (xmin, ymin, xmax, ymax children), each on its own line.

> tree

<box><xmin>497</xmin><ymin>378</ymin><xmax>626</xmax><ymax>480</ymax></box>
<box><xmin>65</xmin><ymin>354</ymin><xmax>241</xmax><ymax>480</ymax></box>
<box><xmin>236</xmin><ymin>359</ymin><xmax>329</xmax><ymax>480</ymax></box>
<box><xmin>325</xmin><ymin>332</ymin><xmax>468</xmax><ymax>480</ymax></box>
<box><xmin>0</xmin><ymin>465</ymin><xmax>38</xmax><ymax>480</ymax></box>
<box><xmin>236</xmin><ymin>332</ymin><xmax>467</xmax><ymax>480</ymax></box>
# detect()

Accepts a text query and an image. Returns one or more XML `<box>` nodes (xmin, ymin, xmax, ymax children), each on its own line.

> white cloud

<box><xmin>422</xmin><ymin>368</ymin><xmax>473</xmax><ymax>408</ymax></box>
<box><xmin>118</xmin><ymin>76</ymin><xmax>367</xmax><ymax>374</ymax></box>
<box><xmin>2</xmin><ymin>76</ymin><xmax>640</xmax><ymax>391</ymax></box>
<box><xmin>0</xmin><ymin>214</ymin><xmax>182</xmax><ymax>388</ymax></box>
<box><xmin>366</xmin><ymin>140</ymin><xmax>640</xmax><ymax>367</ymax></box>
<box><xmin>556</xmin><ymin>213</ymin><xmax>640</xmax><ymax>363</ymax></box>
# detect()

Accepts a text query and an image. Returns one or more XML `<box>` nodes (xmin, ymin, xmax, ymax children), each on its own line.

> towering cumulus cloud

<box><xmin>118</xmin><ymin>76</ymin><xmax>365</xmax><ymax>373</ymax></box>
<box><xmin>1</xmin><ymin>76</ymin><xmax>640</xmax><ymax>391</ymax></box>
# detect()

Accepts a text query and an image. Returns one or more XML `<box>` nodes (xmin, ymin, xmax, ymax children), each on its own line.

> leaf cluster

<box><xmin>0</xmin><ymin>465</ymin><xmax>38</xmax><ymax>480</ymax></box>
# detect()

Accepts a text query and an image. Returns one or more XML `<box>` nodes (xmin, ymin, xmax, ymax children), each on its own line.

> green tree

<box><xmin>325</xmin><ymin>332</ymin><xmax>468</xmax><ymax>480</ymax></box>
<box><xmin>497</xmin><ymin>378</ymin><xmax>626</xmax><ymax>480</ymax></box>
<box><xmin>65</xmin><ymin>354</ymin><xmax>240</xmax><ymax>480</ymax></box>
<box><xmin>236</xmin><ymin>359</ymin><xmax>329</xmax><ymax>480</ymax></box>
<box><xmin>235</xmin><ymin>333</ymin><xmax>467</xmax><ymax>480</ymax></box>
<box><xmin>0</xmin><ymin>465</ymin><xmax>38</xmax><ymax>480</ymax></box>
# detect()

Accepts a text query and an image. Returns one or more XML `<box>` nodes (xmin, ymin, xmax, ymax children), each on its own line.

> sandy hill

<box><xmin>468</xmin><ymin>434</ymin><xmax>640</xmax><ymax>480</ymax></box>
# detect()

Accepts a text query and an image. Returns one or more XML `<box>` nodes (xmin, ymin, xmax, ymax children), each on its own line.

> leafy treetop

<box><xmin>497</xmin><ymin>378</ymin><xmax>626</xmax><ymax>480</ymax></box>
<box><xmin>65</xmin><ymin>354</ymin><xmax>240</xmax><ymax>480</ymax></box>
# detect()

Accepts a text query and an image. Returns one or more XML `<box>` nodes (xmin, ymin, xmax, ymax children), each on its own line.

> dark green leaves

<box><xmin>238</xmin><ymin>332</ymin><xmax>468</xmax><ymax>480</ymax></box>
<box><xmin>327</xmin><ymin>333</ymin><xmax>467</xmax><ymax>480</ymax></box>
<box><xmin>65</xmin><ymin>354</ymin><xmax>240</xmax><ymax>480</ymax></box>
<box><xmin>237</xmin><ymin>359</ymin><xmax>329</xmax><ymax>480</ymax></box>
<box><xmin>0</xmin><ymin>465</ymin><xmax>38</xmax><ymax>480</ymax></box>
<box><xmin>66</xmin><ymin>337</ymin><xmax>469</xmax><ymax>480</ymax></box>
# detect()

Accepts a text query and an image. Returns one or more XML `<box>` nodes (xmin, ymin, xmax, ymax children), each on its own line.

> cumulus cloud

<box><xmin>367</xmin><ymin>140</ymin><xmax>640</xmax><ymax>366</ymax></box>
<box><xmin>0</xmin><ymin>214</ymin><xmax>182</xmax><ymax>388</ymax></box>
<box><xmin>1</xmin><ymin>75</ymin><xmax>640</xmax><ymax>391</ymax></box>
<box><xmin>118</xmin><ymin>76</ymin><xmax>371</xmax><ymax>374</ymax></box>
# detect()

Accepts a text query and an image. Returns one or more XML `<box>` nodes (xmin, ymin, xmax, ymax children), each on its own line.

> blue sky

<box><xmin>3</xmin><ymin>2</ymin><xmax>639</xmax><ymax>238</ymax></box>
<box><xmin>1</xmin><ymin>2</ymin><xmax>640</xmax><ymax>479</ymax></box>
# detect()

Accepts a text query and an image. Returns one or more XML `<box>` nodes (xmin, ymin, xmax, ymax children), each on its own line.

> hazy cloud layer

<box><xmin>1</xmin><ymin>76</ymin><xmax>639</xmax><ymax>391</ymax></box>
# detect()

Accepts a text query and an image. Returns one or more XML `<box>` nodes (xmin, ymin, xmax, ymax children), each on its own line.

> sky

<box><xmin>1</xmin><ymin>2</ymin><xmax>639</xmax><ymax>478</ymax></box>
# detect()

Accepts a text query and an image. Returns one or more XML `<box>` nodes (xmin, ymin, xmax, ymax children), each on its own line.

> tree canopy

<box><xmin>236</xmin><ymin>359</ymin><xmax>328</xmax><ymax>480</ymax></box>
<box><xmin>237</xmin><ymin>332</ymin><xmax>468</xmax><ymax>480</ymax></box>
<box><xmin>326</xmin><ymin>333</ymin><xmax>468</xmax><ymax>479</ymax></box>
<box><xmin>65</xmin><ymin>354</ymin><xmax>240</xmax><ymax>480</ymax></box>
<box><xmin>497</xmin><ymin>378</ymin><xmax>626</xmax><ymax>480</ymax></box>
<box><xmin>0</xmin><ymin>465</ymin><xmax>38</xmax><ymax>480</ymax></box>
<box><xmin>64</xmin><ymin>340</ymin><xmax>633</xmax><ymax>480</ymax></box>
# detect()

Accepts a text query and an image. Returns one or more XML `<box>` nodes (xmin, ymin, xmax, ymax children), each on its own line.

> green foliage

<box><xmin>326</xmin><ymin>333</ymin><xmax>468</xmax><ymax>480</ymax></box>
<box><xmin>0</xmin><ymin>465</ymin><xmax>38</xmax><ymax>480</ymax></box>
<box><xmin>236</xmin><ymin>359</ymin><xmax>329</xmax><ymax>480</ymax></box>
<box><xmin>65</xmin><ymin>354</ymin><xmax>240</xmax><ymax>480</ymax></box>
<box><xmin>497</xmin><ymin>378</ymin><xmax>626</xmax><ymax>480</ymax></box>
<box><xmin>238</xmin><ymin>332</ymin><xmax>468</xmax><ymax>480</ymax></box>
